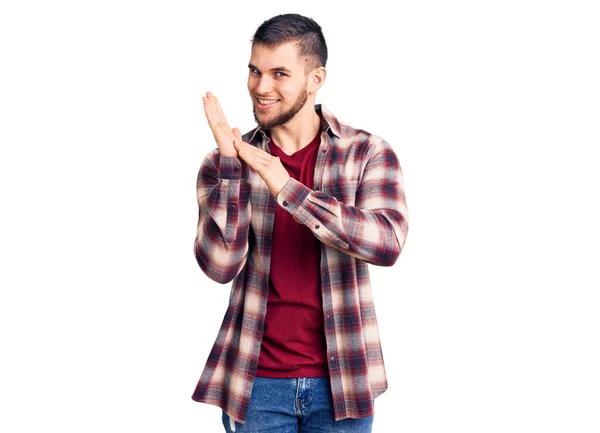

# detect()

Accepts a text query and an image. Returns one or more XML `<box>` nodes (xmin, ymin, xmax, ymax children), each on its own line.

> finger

<box><xmin>235</xmin><ymin>142</ymin><xmax>257</xmax><ymax>161</ymax></box>
<box><xmin>235</xmin><ymin>147</ymin><xmax>253</xmax><ymax>166</ymax></box>
<box><xmin>203</xmin><ymin>94</ymin><xmax>220</xmax><ymax>115</ymax></box>
<box><xmin>238</xmin><ymin>152</ymin><xmax>267</xmax><ymax>172</ymax></box>
<box><xmin>237</xmin><ymin>147</ymin><xmax>272</xmax><ymax>171</ymax></box>
<box><xmin>240</xmin><ymin>151</ymin><xmax>271</xmax><ymax>169</ymax></box>
<box><xmin>238</xmin><ymin>143</ymin><xmax>271</xmax><ymax>162</ymax></box>
<box><xmin>203</xmin><ymin>103</ymin><xmax>222</xmax><ymax>128</ymax></box>
<box><xmin>208</xmin><ymin>93</ymin><xmax>225</xmax><ymax>116</ymax></box>
<box><xmin>233</xmin><ymin>134</ymin><xmax>254</xmax><ymax>151</ymax></box>
<box><xmin>204</xmin><ymin>98</ymin><xmax>228</xmax><ymax>128</ymax></box>
<box><xmin>232</xmin><ymin>127</ymin><xmax>243</xmax><ymax>144</ymax></box>
<box><xmin>203</xmin><ymin>92</ymin><xmax>214</xmax><ymax>107</ymax></box>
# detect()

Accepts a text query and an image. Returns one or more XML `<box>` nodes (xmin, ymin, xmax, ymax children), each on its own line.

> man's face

<box><xmin>248</xmin><ymin>42</ymin><xmax>311</xmax><ymax>130</ymax></box>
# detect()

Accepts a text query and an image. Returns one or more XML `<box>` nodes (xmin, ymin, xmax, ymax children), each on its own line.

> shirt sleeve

<box><xmin>194</xmin><ymin>149</ymin><xmax>251</xmax><ymax>283</ymax></box>
<box><xmin>275</xmin><ymin>139</ymin><xmax>408</xmax><ymax>266</ymax></box>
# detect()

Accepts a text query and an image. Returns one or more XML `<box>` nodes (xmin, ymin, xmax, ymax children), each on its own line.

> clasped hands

<box><xmin>202</xmin><ymin>91</ymin><xmax>290</xmax><ymax>198</ymax></box>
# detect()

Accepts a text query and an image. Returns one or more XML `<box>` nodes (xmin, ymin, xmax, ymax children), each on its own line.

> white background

<box><xmin>1</xmin><ymin>0</ymin><xmax>599</xmax><ymax>432</ymax></box>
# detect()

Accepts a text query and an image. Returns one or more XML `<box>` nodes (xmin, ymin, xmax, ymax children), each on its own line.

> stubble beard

<box><xmin>253</xmin><ymin>85</ymin><xmax>309</xmax><ymax>130</ymax></box>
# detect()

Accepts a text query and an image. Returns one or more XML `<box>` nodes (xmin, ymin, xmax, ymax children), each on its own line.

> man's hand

<box><xmin>233</xmin><ymin>132</ymin><xmax>291</xmax><ymax>198</ymax></box>
<box><xmin>202</xmin><ymin>92</ymin><xmax>238</xmax><ymax>158</ymax></box>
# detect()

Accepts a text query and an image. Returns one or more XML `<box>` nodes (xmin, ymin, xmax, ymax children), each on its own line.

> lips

<box><xmin>256</xmin><ymin>97</ymin><xmax>280</xmax><ymax>110</ymax></box>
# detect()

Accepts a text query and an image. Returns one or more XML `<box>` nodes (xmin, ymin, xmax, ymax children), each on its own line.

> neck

<box><xmin>269</xmin><ymin>102</ymin><xmax>321</xmax><ymax>154</ymax></box>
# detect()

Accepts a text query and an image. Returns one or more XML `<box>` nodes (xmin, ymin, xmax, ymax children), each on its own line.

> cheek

<box><xmin>247</xmin><ymin>74</ymin><xmax>262</xmax><ymax>92</ymax></box>
<box><xmin>277</xmin><ymin>83</ymin><xmax>297</xmax><ymax>100</ymax></box>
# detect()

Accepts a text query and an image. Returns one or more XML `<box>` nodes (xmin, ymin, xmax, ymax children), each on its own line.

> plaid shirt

<box><xmin>192</xmin><ymin>104</ymin><xmax>409</xmax><ymax>424</ymax></box>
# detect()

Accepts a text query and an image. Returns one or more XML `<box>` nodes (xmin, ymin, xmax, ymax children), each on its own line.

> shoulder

<box><xmin>323</xmin><ymin>106</ymin><xmax>390</xmax><ymax>159</ymax></box>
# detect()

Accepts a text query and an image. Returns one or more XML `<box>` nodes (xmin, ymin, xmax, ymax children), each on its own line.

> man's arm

<box><xmin>194</xmin><ymin>92</ymin><xmax>251</xmax><ymax>283</ymax></box>
<box><xmin>275</xmin><ymin>139</ymin><xmax>408</xmax><ymax>266</ymax></box>
<box><xmin>194</xmin><ymin>150</ymin><xmax>251</xmax><ymax>283</ymax></box>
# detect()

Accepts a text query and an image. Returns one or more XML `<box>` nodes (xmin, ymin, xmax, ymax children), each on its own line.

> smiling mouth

<box><xmin>256</xmin><ymin>97</ymin><xmax>280</xmax><ymax>110</ymax></box>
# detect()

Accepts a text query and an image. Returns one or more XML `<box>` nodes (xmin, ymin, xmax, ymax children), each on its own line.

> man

<box><xmin>192</xmin><ymin>13</ymin><xmax>408</xmax><ymax>433</ymax></box>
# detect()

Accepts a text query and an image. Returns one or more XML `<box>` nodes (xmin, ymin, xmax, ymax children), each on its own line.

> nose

<box><xmin>255</xmin><ymin>75</ymin><xmax>273</xmax><ymax>96</ymax></box>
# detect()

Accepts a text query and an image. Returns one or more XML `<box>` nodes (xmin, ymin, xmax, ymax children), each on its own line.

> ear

<box><xmin>307</xmin><ymin>66</ymin><xmax>326</xmax><ymax>95</ymax></box>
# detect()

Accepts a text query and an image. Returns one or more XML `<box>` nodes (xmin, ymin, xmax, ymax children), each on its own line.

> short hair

<box><xmin>251</xmin><ymin>13</ymin><xmax>328</xmax><ymax>71</ymax></box>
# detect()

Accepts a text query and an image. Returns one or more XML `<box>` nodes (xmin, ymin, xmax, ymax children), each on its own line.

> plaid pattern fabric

<box><xmin>192</xmin><ymin>105</ymin><xmax>409</xmax><ymax>424</ymax></box>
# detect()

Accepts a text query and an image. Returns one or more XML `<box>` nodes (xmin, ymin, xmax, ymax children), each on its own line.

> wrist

<box><xmin>220</xmin><ymin>151</ymin><xmax>238</xmax><ymax>158</ymax></box>
<box><xmin>270</xmin><ymin>176</ymin><xmax>290</xmax><ymax>198</ymax></box>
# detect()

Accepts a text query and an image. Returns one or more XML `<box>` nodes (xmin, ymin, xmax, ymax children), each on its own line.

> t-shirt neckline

<box><xmin>268</xmin><ymin>128</ymin><xmax>321</xmax><ymax>159</ymax></box>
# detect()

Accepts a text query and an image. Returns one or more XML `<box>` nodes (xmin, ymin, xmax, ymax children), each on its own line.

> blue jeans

<box><xmin>222</xmin><ymin>377</ymin><xmax>374</xmax><ymax>432</ymax></box>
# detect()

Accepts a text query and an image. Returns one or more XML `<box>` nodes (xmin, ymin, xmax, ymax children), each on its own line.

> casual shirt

<box><xmin>192</xmin><ymin>104</ymin><xmax>409</xmax><ymax>424</ymax></box>
<box><xmin>256</xmin><ymin>128</ymin><xmax>328</xmax><ymax>378</ymax></box>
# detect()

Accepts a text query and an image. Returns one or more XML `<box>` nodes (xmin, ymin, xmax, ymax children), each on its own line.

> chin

<box><xmin>255</xmin><ymin>110</ymin><xmax>279</xmax><ymax>126</ymax></box>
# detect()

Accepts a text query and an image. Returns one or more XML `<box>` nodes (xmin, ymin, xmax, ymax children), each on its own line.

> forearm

<box><xmin>275</xmin><ymin>141</ymin><xmax>408</xmax><ymax>266</ymax></box>
<box><xmin>194</xmin><ymin>152</ymin><xmax>251</xmax><ymax>283</ymax></box>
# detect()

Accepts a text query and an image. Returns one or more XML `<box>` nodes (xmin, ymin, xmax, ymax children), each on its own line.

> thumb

<box><xmin>232</xmin><ymin>127</ymin><xmax>243</xmax><ymax>144</ymax></box>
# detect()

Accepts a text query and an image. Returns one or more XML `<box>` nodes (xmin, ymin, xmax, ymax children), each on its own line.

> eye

<box><xmin>275</xmin><ymin>71</ymin><xmax>287</xmax><ymax>78</ymax></box>
<box><xmin>250</xmin><ymin>68</ymin><xmax>261</xmax><ymax>75</ymax></box>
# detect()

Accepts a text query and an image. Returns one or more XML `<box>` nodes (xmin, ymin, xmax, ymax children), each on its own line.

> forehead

<box><xmin>249</xmin><ymin>42</ymin><xmax>304</xmax><ymax>71</ymax></box>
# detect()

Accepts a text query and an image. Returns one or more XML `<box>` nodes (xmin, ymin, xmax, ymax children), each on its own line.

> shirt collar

<box><xmin>248</xmin><ymin>104</ymin><xmax>341</xmax><ymax>145</ymax></box>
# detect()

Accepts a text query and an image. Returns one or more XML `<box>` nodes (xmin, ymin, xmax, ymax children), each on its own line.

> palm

<box><xmin>203</xmin><ymin>92</ymin><xmax>237</xmax><ymax>157</ymax></box>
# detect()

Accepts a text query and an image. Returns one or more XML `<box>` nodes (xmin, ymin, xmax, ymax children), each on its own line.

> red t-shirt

<box><xmin>255</xmin><ymin>128</ymin><xmax>328</xmax><ymax>378</ymax></box>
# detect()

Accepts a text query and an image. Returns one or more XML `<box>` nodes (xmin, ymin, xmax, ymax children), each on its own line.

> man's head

<box><xmin>248</xmin><ymin>14</ymin><xmax>327</xmax><ymax>130</ymax></box>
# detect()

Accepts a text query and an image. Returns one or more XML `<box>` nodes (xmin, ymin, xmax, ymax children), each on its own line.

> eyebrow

<box><xmin>248</xmin><ymin>64</ymin><xmax>292</xmax><ymax>74</ymax></box>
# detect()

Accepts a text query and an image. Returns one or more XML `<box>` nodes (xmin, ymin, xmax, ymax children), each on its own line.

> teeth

<box><xmin>258</xmin><ymin>98</ymin><xmax>278</xmax><ymax>105</ymax></box>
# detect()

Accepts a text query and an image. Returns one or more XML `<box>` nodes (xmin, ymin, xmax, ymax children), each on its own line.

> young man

<box><xmin>192</xmin><ymin>13</ymin><xmax>409</xmax><ymax>433</ymax></box>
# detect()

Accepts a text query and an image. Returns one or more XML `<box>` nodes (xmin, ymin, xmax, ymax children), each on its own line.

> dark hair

<box><xmin>251</xmin><ymin>13</ymin><xmax>328</xmax><ymax>69</ymax></box>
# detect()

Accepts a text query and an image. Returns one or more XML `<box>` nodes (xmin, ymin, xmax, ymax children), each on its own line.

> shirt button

<box><xmin>315</xmin><ymin>225</ymin><xmax>320</xmax><ymax>229</ymax></box>
<box><xmin>282</xmin><ymin>200</ymin><xmax>289</xmax><ymax>206</ymax></box>
<box><xmin>330</xmin><ymin>356</ymin><xmax>335</xmax><ymax>361</ymax></box>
